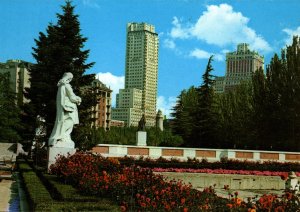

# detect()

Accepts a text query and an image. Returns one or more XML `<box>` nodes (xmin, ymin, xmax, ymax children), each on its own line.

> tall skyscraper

<box><xmin>224</xmin><ymin>43</ymin><xmax>264</xmax><ymax>91</ymax></box>
<box><xmin>112</xmin><ymin>22</ymin><xmax>159</xmax><ymax>127</ymax></box>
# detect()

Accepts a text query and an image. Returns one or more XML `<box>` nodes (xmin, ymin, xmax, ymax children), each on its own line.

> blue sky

<box><xmin>1</xmin><ymin>0</ymin><xmax>300</xmax><ymax>117</ymax></box>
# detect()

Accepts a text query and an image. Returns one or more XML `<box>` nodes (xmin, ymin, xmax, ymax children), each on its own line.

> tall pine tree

<box><xmin>24</xmin><ymin>1</ymin><xmax>96</xmax><ymax>147</ymax></box>
<box><xmin>191</xmin><ymin>56</ymin><xmax>218</xmax><ymax>147</ymax></box>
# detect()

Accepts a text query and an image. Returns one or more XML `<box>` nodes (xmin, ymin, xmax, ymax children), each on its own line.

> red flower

<box><xmin>181</xmin><ymin>198</ymin><xmax>186</xmax><ymax>204</ymax></box>
<box><xmin>120</xmin><ymin>205</ymin><xmax>126</xmax><ymax>212</ymax></box>
<box><xmin>151</xmin><ymin>201</ymin><xmax>157</xmax><ymax>208</ymax></box>
<box><xmin>226</xmin><ymin>204</ymin><xmax>233</xmax><ymax>208</ymax></box>
<box><xmin>146</xmin><ymin>197</ymin><xmax>151</xmax><ymax>203</ymax></box>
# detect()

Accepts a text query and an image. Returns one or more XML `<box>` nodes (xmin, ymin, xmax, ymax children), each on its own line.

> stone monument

<box><xmin>47</xmin><ymin>72</ymin><xmax>81</xmax><ymax>170</ymax></box>
<box><xmin>156</xmin><ymin>109</ymin><xmax>164</xmax><ymax>131</ymax></box>
<box><xmin>285</xmin><ymin>171</ymin><xmax>299</xmax><ymax>194</ymax></box>
<box><xmin>136</xmin><ymin>114</ymin><xmax>147</xmax><ymax>146</ymax></box>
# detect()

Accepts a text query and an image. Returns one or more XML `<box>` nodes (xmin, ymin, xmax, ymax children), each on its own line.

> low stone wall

<box><xmin>0</xmin><ymin>143</ymin><xmax>17</xmax><ymax>162</ymax></box>
<box><xmin>92</xmin><ymin>144</ymin><xmax>300</xmax><ymax>162</ymax></box>
<box><xmin>156</xmin><ymin>172</ymin><xmax>288</xmax><ymax>190</ymax></box>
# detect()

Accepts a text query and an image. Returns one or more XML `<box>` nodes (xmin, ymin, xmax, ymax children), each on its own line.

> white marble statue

<box><xmin>48</xmin><ymin>72</ymin><xmax>81</xmax><ymax>148</ymax></box>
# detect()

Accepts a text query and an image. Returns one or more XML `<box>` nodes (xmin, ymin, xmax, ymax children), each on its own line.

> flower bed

<box><xmin>50</xmin><ymin>152</ymin><xmax>300</xmax><ymax>211</ymax></box>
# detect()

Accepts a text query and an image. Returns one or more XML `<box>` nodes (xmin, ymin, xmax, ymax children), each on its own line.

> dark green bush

<box><xmin>44</xmin><ymin>174</ymin><xmax>104</xmax><ymax>202</ymax></box>
<box><xmin>21</xmin><ymin>171</ymin><xmax>53</xmax><ymax>211</ymax></box>
<box><xmin>17</xmin><ymin>160</ymin><xmax>33</xmax><ymax>171</ymax></box>
<box><xmin>36</xmin><ymin>201</ymin><xmax>119</xmax><ymax>212</ymax></box>
<box><xmin>119</xmin><ymin>156</ymin><xmax>300</xmax><ymax>172</ymax></box>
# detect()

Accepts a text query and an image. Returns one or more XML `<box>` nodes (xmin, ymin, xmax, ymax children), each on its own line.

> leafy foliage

<box><xmin>24</xmin><ymin>1</ymin><xmax>96</xmax><ymax>148</ymax></box>
<box><xmin>171</xmin><ymin>38</ymin><xmax>300</xmax><ymax>151</ymax></box>
<box><xmin>0</xmin><ymin>72</ymin><xmax>22</xmax><ymax>143</ymax></box>
<box><xmin>90</xmin><ymin>126</ymin><xmax>183</xmax><ymax>147</ymax></box>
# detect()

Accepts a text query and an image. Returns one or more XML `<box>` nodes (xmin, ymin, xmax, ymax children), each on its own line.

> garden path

<box><xmin>0</xmin><ymin>179</ymin><xmax>12</xmax><ymax>212</ymax></box>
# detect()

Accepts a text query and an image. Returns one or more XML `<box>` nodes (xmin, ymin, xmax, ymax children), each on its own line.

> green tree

<box><xmin>171</xmin><ymin>86</ymin><xmax>198</xmax><ymax>143</ymax></box>
<box><xmin>0</xmin><ymin>73</ymin><xmax>22</xmax><ymax>143</ymax></box>
<box><xmin>191</xmin><ymin>56</ymin><xmax>218</xmax><ymax>147</ymax></box>
<box><xmin>263</xmin><ymin>36</ymin><xmax>300</xmax><ymax>151</ymax></box>
<box><xmin>216</xmin><ymin>82</ymin><xmax>253</xmax><ymax>149</ymax></box>
<box><xmin>24</xmin><ymin>1</ymin><xmax>96</xmax><ymax>148</ymax></box>
<box><xmin>250</xmin><ymin>67</ymin><xmax>271</xmax><ymax>149</ymax></box>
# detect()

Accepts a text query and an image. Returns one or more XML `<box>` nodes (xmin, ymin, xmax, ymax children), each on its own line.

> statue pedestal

<box><xmin>47</xmin><ymin>146</ymin><xmax>76</xmax><ymax>171</ymax></box>
<box><xmin>136</xmin><ymin>131</ymin><xmax>147</xmax><ymax>146</ymax></box>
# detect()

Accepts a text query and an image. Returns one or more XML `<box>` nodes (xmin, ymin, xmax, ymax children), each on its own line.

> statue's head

<box><xmin>62</xmin><ymin>72</ymin><xmax>73</xmax><ymax>82</ymax></box>
<box><xmin>58</xmin><ymin>72</ymin><xmax>73</xmax><ymax>86</ymax></box>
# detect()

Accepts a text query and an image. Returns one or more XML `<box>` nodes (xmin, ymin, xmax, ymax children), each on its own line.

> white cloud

<box><xmin>283</xmin><ymin>26</ymin><xmax>300</xmax><ymax>46</ymax></box>
<box><xmin>189</xmin><ymin>48</ymin><xmax>224</xmax><ymax>61</ymax></box>
<box><xmin>95</xmin><ymin>72</ymin><xmax>124</xmax><ymax>106</ymax></box>
<box><xmin>163</xmin><ymin>39</ymin><xmax>176</xmax><ymax>49</ymax></box>
<box><xmin>82</xmin><ymin>0</ymin><xmax>100</xmax><ymax>9</ymax></box>
<box><xmin>170</xmin><ymin>17</ymin><xmax>190</xmax><ymax>39</ymax></box>
<box><xmin>157</xmin><ymin>96</ymin><xmax>177</xmax><ymax>119</ymax></box>
<box><xmin>169</xmin><ymin>4</ymin><xmax>272</xmax><ymax>53</ymax></box>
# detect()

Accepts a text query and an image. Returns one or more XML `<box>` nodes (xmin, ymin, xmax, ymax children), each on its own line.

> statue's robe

<box><xmin>48</xmin><ymin>82</ymin><xmax>79</xmax><ymax>146</ymax></box>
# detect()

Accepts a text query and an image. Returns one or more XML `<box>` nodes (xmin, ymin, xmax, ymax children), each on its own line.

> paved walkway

<box><xmin>0</xmin><ymin>179</ymin><xmax>13</xmax><ymax>212</ymax></box>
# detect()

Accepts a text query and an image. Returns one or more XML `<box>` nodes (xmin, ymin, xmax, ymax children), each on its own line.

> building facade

<box><xmin>224</xmin><ymin>43</ymin><xmax>264</xmax><ymax>91</ymax></box>
<box><xmin>0</xmin><ymin>59</ymin><xmax>31</xmax><ymax>106</ymax></box>
<box><xmin>213</xmin><ymin>76</ymin><xmax>225</xmax><ymax>93</ymax></box>
<box><xmin>91</xmin><ymin>79</ymin><xmax>112</xmax><ymax>130</ymax></box>
<box><xmin>112</xmin><ymin>22</ymin><xmax>159</xmax><ymax>127</ymax></box>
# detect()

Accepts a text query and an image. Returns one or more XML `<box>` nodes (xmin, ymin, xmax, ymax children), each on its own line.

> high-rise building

<box><xmin>224</xmin><ymin>43</ymin><xmax>264</xmax><ymax>91</ymax></box>
<box><xmin>112</xmin><ymin>22</ymin><xmax>159</xmax><ymax>127</ymax></box>
<box><xmin>0</xmin><ymin>59</ymin><xmax>32</xmax><ymax>106</ymax></box>
<box><xmin>90</xmin><ymin>79</ymin><xmax>112</xmax><ymax>130</ymax></box>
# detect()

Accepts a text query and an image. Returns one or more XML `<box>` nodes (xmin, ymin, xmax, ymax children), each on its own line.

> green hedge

<box><xmin>119</xmin><ymin>156</ymin><xmax>300</xmax><ymax>172</ymax></box>
<box><xmin>35</xmin><ymin>201</ymin><xmax>120</xmax><ymax>212</ymax></box>
<box><xmin>44</xmin><ymin>174</ymin><xmax>106</xmax><ymax>202</ymax></box>
<box><xmin>21</xmin><ymin>171</ymin><xmax>53</xmax><ymax>211</ymax></box>
<box><xmin>17</xmin><ymin>160</ymin><xmax>33</xmax><ymax>171</ymax></box>
<box><xmin>18</xmin><ymin>159</ymin><xmax>119</xmax><ymax>211</ymax></box>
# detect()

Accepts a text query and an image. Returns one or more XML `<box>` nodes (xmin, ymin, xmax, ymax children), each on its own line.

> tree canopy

<box><xmin>24</xmin><ymin>1</ymin><xmax>96</xmax><ymax>147</ymax></box>
<box><xmin>171</xmin><ymin>38</ymin><xmax>300</xmax><ymax>152</ymax></box>
<box><xmin>0</xmin><ymin>72</ymin><xmax>22</xmax><ymax>143</ymax></box>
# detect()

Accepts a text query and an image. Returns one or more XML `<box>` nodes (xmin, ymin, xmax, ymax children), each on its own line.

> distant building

<box><xmin>0</xmin><ymin>59</ymin><xmax>32</xmax><ymax>105</ymax></box>
<box><xmin>224</xmin><ymin>43</ymin><xmax>264</xmax><ymax>91</ymax></box>
<box><xmin>112</xmin><ymin>22</ymin><xmax>159</xmax><ymax>127</ymax></box>
<box><xmin>213</xmin><ymin>76</ymin><xmax>225</xmax><ymax>93</ymax></box>
<box><xmin>110</xmin><ymin>120</ymin><xmax>125</xmax><ymax>127</ymax></box>
<box><xmin>91</xmin><ymin>79</ymin><xmax>112</xmax><ymax>130</ymax></box>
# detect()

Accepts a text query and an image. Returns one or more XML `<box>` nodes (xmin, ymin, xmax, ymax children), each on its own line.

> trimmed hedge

<box><xmin>44</xmin><ymin>174</ymin><xmax>108</xmax><ymax>202</ymax></box>
<box><xmin>119</xmin><ymin>156</ymin><xmax>300</xmax><ymax>172</ymax></box>
<box><xmin>35</xmin><ymin>201</ymin><xmax>120</xmax><ymax>212</ymax></box>
<box><xmin>21</xmin><ymin>171</ymin><xmax>53</xmax><ymax>210</ymax></box>
<box><xmin>17</xmin><ymin>159</ymin><xmax>119</xmax><ymax>212</ymax></box>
